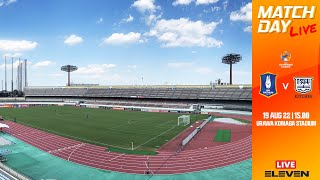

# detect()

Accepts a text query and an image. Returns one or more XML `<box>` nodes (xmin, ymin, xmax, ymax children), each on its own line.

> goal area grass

<box><xmin>0</xmin><ymin>106</ymin><xmax>207</xmax><ymax>152</ymax></box>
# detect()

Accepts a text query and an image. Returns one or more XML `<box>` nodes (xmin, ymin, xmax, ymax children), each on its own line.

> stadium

<box><xmin>0</xmin><ymin>84</ymin><xmax>252</xmax><ymax>179</ymax></box>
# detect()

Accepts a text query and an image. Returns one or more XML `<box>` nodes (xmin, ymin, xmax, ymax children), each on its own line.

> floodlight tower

<box><xmin>4</xmin><ymin>56</ymin><xmax>7</xmax><ymax>91</ymax></box>
<box><xmin>61</xmin><ymin>65</ymin><xmax>78</xmax><ymax>86</ymax></box>
<box><xmin>222</xmin><ymin>53</ymin><xmax>242</xmax><ymax>85</ymax></box>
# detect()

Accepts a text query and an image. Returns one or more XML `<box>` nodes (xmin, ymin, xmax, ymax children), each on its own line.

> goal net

<box><xmin>178</xmin><ymin>115</ymin><xmax>190</xmax><ymax>126</ymax></box>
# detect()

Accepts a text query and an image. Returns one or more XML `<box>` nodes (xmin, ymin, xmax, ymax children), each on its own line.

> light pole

<box><xmin>222</xmin><ymin>53</ymin><xmax>242</xmax><ymax>85</ymax></box>
<box><xmin>61</xmin><ymin>65</ymin><xmax>78</xmax><ymax>86</ymax></box>
<box><xmin>131</xmin><ymin>142</ymin><xmax>134</xmax><ymax>150</ymax></box>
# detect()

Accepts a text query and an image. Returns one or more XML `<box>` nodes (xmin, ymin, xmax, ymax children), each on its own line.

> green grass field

<box><xmin>0</xmin><ymin>106</ymin><xmax>206</xmax><ymax>152</ymax></box>
<box><xmin>213</xmin><ymin>129</ymin><xmax>231</xmax><ymax>142</ymax></box>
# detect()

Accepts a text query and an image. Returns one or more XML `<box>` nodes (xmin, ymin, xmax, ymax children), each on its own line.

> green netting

<box><xmin>0</xmin><ymin>134</ymin><xmax>251</xmax><ymax>180</ymax></box>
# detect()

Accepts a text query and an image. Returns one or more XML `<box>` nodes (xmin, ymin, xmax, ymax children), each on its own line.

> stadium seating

<box><xmin>24</xmin><ymin>87</ymin><xmax>252</xmax><ymax>101</ymax></box>
<box><xmin>85</xmin><ymin>99</ymin><xmax>192</xmax><ymax>109</ymax></box>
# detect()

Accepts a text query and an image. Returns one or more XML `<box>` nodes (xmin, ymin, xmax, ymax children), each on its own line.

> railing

<box><xmin>181</xmin><ymin>116</ymin><xmax>212</xmax><ymax>146</ymax></box>
<box><xmin>0</xmin><ymin>162</ymin><xmax>31</xmax><ymax>180</ymax></box>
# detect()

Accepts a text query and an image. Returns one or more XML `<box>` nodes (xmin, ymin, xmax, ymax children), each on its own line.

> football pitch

<box><xmin>0</xmin><ymin>106</ymin><xmax>206</xmax><ymax>151</ymax></box>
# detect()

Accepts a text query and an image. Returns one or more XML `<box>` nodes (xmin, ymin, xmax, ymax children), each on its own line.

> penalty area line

<box><xmin>156</xmin><ymin>119</ymin><xmax>175</xmax><ymax>127</ymax></box>
<box><xmin>133</xmin><ymin>126</ymin><xmax>177</xmax><ymax>150</ymax></box>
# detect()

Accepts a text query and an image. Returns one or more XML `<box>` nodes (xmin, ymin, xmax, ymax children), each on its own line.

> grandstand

<box><xmin>23</xmin><ymin>85</ymin><xmax>252</xmax><ymax>111</ymax></box>
<box><xmin>24</xmin><ymin>85</ymin><xmax>251</xmax><ymax>100</ymax></box>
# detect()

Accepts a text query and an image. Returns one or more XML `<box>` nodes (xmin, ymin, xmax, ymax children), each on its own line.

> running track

<box><xmin>3</xmin><ymin>119</ymin><xmax>251</xmax><ymax>174</ymax></box>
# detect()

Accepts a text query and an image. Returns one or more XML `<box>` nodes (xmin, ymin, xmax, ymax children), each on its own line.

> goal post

<box><xmin>178</xmin><ymin>115</ymin><xmax>190</xmax><ymax>126</ymax></box>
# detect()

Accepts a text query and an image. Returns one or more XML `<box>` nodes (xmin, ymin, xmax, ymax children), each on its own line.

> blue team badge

<box><xmin>260</xmin><ymin>73</ymin><xmax>277</xmax><ymax>98</ymax></box>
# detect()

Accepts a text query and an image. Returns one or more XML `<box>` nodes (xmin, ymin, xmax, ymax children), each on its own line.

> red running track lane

<box><xmin>3</xmin><ymin>121</ymin><xmax>251</xmax><ymax>174</ymax></box>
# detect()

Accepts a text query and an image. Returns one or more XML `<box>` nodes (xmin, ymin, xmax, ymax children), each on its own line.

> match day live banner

<box><xmin>253</xmin><ymin>1</ymin><xmax>320</xmax><ymax>179</ymax></box>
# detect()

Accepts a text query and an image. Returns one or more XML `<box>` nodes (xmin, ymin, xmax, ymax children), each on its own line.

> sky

<box><xmin>0</xmin><ymin>0</ymin><xmax>252</xmax><ymax>88</ymax></box>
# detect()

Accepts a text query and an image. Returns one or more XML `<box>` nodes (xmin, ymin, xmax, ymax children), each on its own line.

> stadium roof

<box><xmin>25</xmin><ymin>84</ymin><xmax>252</xmax><ymax>89</ymax></box>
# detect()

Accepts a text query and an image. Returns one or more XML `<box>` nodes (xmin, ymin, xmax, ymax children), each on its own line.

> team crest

<box><xmin>260</xmin><ymin>73</ymin><xmax>277</xmax><ymax>98</ymax></box>
<box><xmin>294</xmin><ymin>77</ymin><xmax>313</xmax><ymax>94</ymax></box>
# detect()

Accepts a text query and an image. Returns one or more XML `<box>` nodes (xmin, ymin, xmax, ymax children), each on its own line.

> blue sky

<box><xmin>0</xmin><ymin>0</ymin><xmax>252</xmax><ymax>88</ymax></box>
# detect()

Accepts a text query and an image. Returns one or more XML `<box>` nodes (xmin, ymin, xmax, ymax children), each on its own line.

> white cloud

<box><xmin>132</xmin><ymin>0</ymin><xmax>157</xmax><ymax>12</ymax></box>
<box><xmin>128</xmin><ymin>65</ymin><xmax>138</xmax><ymax>69</ymax></box>
<box><xmin>126</xmin><ymin>15</ymin><xmax>134</xmax><ymax>22</ymax></box>
<box><xmin>33</xmin><ymin>61</ymin><xmax>55</xmax><ymax>68</ymax></box>
<box><xmin>223</xmin><ymin>0</ymin><xmax>228</xmax><ymax>10</ymax></box>
<box><xmin>49</xmin><ymin>73</ymin><xmax>64</xmax><ymax>77</ymax></box>
<box><xmin>168</xmin><ymin>62</ymin><xmax>194</xmax><ymax>68</ymax></box>
<box><xmin>0</xmin><ymin>61</ymin><xmax>16</xmax><ymax>69</ymax></box>
<box><xmin>2</xmin><ymin>52</ymin><xmax>22</xmax><ymax>58</ymax></box>
<box><xmin>0</xmin><ymin>60</ymin><xmax>31</xmax><ymax>69</ymax></box>
<box><xmin>121</xmin><ymin>15</ymin><xmax>134</xmax><ymax>23</ymax></box>
<box><xmin>212</xmin><ymin>6</ymin><xmax>221</xmax><ymax>12</ymax></box>
<box><xmin>230</xmin><ymin>2</ymin><xmax>252</xmax><ymax>22</ymax></box>
<box><xmin>145</xmin><ymin>13</ymin><xmax>162</xmax><ymax>25</ymax></box>
<box><xmin>0</xmin><ymin>40</ymin><xmax>37</xmax><ymax>52</ymax></box>
<box><xmin>131</xmin><ymin>0</ymin><xmax>161</xmax><ymax>26</ymax></box>
<box><xmin>103</xmin><ymin>32</ymin><xmax>143</xmax><ymax>45</ymax></box>
<box><xmin>203</xmin><ymin>6</ymin><xmax>221</xmax><ymax>13</ymax></box>
<box><xmin>243</xmin><ymin>25</ymin><xmax>252</xmax><ymax>32</ymax></box>
<box><xmin>75</xmin><ymin>64</ymin><xmax>116</xmax><ymax>75</ymax></box>
<box><xmin>64</xmin><ymin>34</ymin><xmax>83</xmax><ymax>46</ymax></box>
<box><xmin>73</xmin><ymin>73</ymin><xmax>123</xmax><ymax>85</ymax></box>
<box><xmin>172</xmin><ymin>0</ymin><xmax>218</xmax><ymax>6</ymax></box>
<box><xmin>6</xmin><ymin>0</ymin><xmax>16</xmax><ymax>5</ymax></box>
<box><xmin>191</xmin><ymin>51</ymin><xmax>197</xmax><ymax>54</ymax></box>
<box><xmin>195</xmin><ymin>67</ymin><xmax>213</xmax><ymax>74</ymax></box>
<box><xmin>172</xmin><ymin>0</ymin><xmax>193</xmax><ymax>6</ymax></box>
<box><xmin>196</xmin><ymin>0</ymin><xmax>219</xmax><ymax>5</ymax></box>
<box><xmin>0</xmin><ymin>0</ymin><xmax>17</xmax><ymax>6</ymax></box>
<box><xmin>146</xmin><ymin>18</ymin><xmax>223</xmax><ymax>48</ymax></box>
<box><xmin>96</xmin><ymin>17</ymin><xmax>103</xmax><ymax>24</ymax></box>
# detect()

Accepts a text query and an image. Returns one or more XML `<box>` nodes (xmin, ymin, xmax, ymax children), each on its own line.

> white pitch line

<box><xmin>133</xmin><ymin>126</ymin><xmax>176</xmax><ymax>150</ymax></box>
<box><xmin>109</xmin><ymin>120</ymin><xmax>139</xmax><ymax>130</ymax></box>
<box><xmin>108</xmin><ymin>153</ymin><xmax>125</xmax><ymax>162</ymax></box>
<box><xmin>156</xmin><ymin>120</ymin><xmax>174</xmax><ymax>127</ymax></box>
<box><xmin>48</xmin><ymin>143</ymin><xmax>83</xmax><ymax>154</ymax></box>
<box><xmin>67</xmin><ymin>143</ymin><xmax>85</xmax><ymax>161</ymax></box>
<box><xmin>145</xmin><ymin>161</ymin><xmax>154</xmax><ymax>175</ymax></box>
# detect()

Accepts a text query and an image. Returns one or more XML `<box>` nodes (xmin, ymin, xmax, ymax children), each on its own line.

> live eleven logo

<box><xmin>265</xmin><ymin>160</ymin><xmax>310</xmax><ymax>178</ymax></box>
